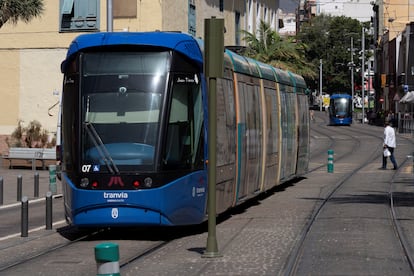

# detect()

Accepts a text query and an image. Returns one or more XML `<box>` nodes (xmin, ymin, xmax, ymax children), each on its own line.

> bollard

<box><xmin>17</xmin><ymin>175</ymin><xmax>22</xmax><ymax>202</ymax></box>
<box><xmin>21</xmin><ymin>196</ymin><xmax>28</xmax><ymax>237</ymax></box>
<box><xmin>95</xmin><ymin>242</ymin><xmax>120</xmax><ymax>276</ymax></box>
<box><xmin>49</xmin><ymin>165</ymin><xmax>57</xmax><ymax>195</ymax></box>
<box><xmin>46</xmin><ymin>191</ymin><xmax>53</xmax><ymax>230</ymax></box>
<box><xmin>0</xmin><ymin>176</ymin><xmax>3</xmax><ymax>205</ymax></box>
<box><xmin>34</xmin><ymin>172</ymin><xmax>39</xmax><ymax>198</ymax></box>
<box><xmin>327</xmin><ymin>149</ymin><xmax>334</xmax><ymax>173</ymax></box>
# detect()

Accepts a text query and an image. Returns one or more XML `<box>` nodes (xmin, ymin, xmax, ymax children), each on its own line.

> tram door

<box><xmin>236</xmin><ymin>75</ymin><xmax>262</xmax><ymax>199</ymax></box>
<box><xmin>215</xmin><ymin>77</ymin><xmax>237</xmax><ymax>213</ymax></box>
<box><xmin>262</xmin><ymin>85</ymin><xmax>280</xmax><ymax>190</ymax></box>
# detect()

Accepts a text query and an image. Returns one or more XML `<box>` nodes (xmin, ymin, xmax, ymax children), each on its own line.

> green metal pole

<box><xmin>95</xmin><ymin>242</ymin><xmax>120</xmax><ymax>276</ymax></box>
<box><xmin>327</xmin><ymin>149</ymin><xmax>334</xmax><ymax>173</ymax></box>
<box><xmin>202</xmin><ymin>17</ymin><xmax>224</xmax><ymax>258</ymax></box>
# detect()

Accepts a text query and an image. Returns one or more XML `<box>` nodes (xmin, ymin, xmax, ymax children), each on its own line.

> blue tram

<box><xmin>328</xmin><ymin>94</ymin><xmax>353</xmax><ymax>125</ymax></box>
<box><xmin>59</xmin><ymin>32</ymin><xmax>310</xmax><ymax>227</ymax></box>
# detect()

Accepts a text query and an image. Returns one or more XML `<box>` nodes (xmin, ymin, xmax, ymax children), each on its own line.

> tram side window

<box><xmin>163</xmin><ymin>74</ymin><xmax>203</xmax><ymax>169</ymax></box>
<box><xmin>62</xmin><ymin>73</ymin><xmax>79</xmax><ymax>173</ymax></box>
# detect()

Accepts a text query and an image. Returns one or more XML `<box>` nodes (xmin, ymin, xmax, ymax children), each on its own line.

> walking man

<box><xmin>380</xmin><ymin>120</ymin><xmax>398</xmax><ymax>170</ymax></box>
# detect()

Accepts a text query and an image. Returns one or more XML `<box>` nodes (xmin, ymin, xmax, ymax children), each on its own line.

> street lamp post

<box><xmin>107</xmin><ymin>0</ymin><xmax>113</xmax><ymax>32</ymax></box>
<box><xmin>361</xmin><ymin>27</ymin><xmax>365</xmax><ymax>124</ymax></box>
<box><xmin>346</xmin><ymin>33</ymin><xmax>357</xmax><ymax>112</ymax></box>
<box><xmin>350</xmin><ymin>36</ymin><xmax>355</xmax><ymax>112</ymax></box>
<box><xmin>320</xmin><ymin>59</ymin><xmax>323</xmax><ymax>112</ymax></box>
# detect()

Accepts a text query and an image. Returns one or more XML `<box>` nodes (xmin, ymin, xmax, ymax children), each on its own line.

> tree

<box><xmin>241</xmin><ymin>20</ymin><xmax>317</xmax><ymax>79</ymax></box>
<box><xmin>0</xmin><ymin>0</ymin><xmax>44</xmax><ymax>28</ymax></box>
<box><xmin>6</xmin><ymin>120</ymin><xmax>54</xmax><ymax>148</ymax></box>
<box><xmin>297</xmin><ymin>14</ymin><xmax>371</xmax><ymax>94</ymax></box>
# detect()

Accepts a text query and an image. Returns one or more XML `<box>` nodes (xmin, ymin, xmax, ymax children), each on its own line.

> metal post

<box><xmin>34</xmin><ymin>172</ymin><xmax>39</xmax><ymax>198</ymax></box>
<box><xmin>21</xmin><ymin>196</ymin><xmax>28</xmax><ymax>237</ymax></box>
<box><xmin>107</xmin><ymin>0</ymin><xmax>113</xmax><ymax>32</ymax></box>
<box><xmin>351</xmin><ymin>36</ymin><xmax>355</xmax><ymax>112</ymax></box>
<box><xmin>320</xmin><ymin>59</ymin><xmax>323</xmax><ymax>112</ymax></box>
<box><xmin>368</xmin><ymin>57</ymin><xmax>372</xmax><ymax>111</ymax></box>
<box><xmin>0</xmin><ymin>177</ymin><xmax>3</xmax><ymax>205</ymax></box>
<box><xmin>17</xmin><ymin>175</ymin><xmax>22</xmax><ymax>202</ymax></box>
<box><xmin>95</xmin><ymin>243</ymin><xmax>120</xmax><ymax>276</ymax></box>
<box><xmin>328</xmin><ymin>149</ymin><xmax>334</xmax><ymax>173</ymax></box>
<box><xmin>49</xmin><ymin>165</ymin><xmax>57</xmax><ymax>195</ymax></box>
<box><xmin>46</xmin><ymin>191</ymin><xmax>53</xmax><ymax>230</ymax></box>
<box><xmin>203</xmin><ymin>17</ymin><xmax>224</xmax><ymax>258</ymax></box>
<box><xmin>361</xmin><ymin>27</ymin><xmax>365</xmax><ymax>124</ymax></box>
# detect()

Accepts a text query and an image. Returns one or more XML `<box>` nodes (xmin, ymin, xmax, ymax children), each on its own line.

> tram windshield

<box><xmin>331</xmin><ymin>98</ymin><xmax>351</xmax><ymax>117</ymax></box>
<box><xmin>80</xmin><ymin>52</ymin><xmax>169</xmax><ymax>171</ymax></box>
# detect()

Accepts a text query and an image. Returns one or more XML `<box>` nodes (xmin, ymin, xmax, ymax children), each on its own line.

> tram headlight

<box><xmin>144</xmin><ymin>177</ymin><xmax>153</xmax><ymax>188</ymax></box>
<box><xmin>80</xmin><ymin>178</ymin><xmax>89</xmax><ymax>188</ymax></box>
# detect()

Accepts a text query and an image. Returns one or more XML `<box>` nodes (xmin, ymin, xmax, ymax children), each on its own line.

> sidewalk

<box><xmin>0</xmin><ymin>160</ymin><xmax>61</xmax><ymax>207</ymax></box>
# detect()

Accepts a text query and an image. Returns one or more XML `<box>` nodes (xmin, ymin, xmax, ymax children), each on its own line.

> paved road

<box><xmin>0</xmin><ymin>162</ymin><xmax>62</xmax><ymax>208</ymax></box>
<box><xmin>0</xmin><ymin>165</ymin><xmax>62</xmax><ymax>208</ymax></box>
<box><xmin>1</xmin><ymin>111</ymin><xmax>413</xmax><ymax>275</ymax></box>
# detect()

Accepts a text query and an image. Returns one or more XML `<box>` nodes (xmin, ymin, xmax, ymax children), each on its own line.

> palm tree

<box><xmin>0</xmin><ymin>0</ymin><xmax>44</xmax><ymax>28</ymax></box>
<box><xmin>241</xmin><ymin>20</ymin><xmax>317</xmax><ymax>79</ymax></box>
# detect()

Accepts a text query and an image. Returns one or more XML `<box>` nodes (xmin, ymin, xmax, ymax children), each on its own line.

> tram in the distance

<box><xmin>328</xmin><ymin>94</ymin><xmax>353</xmax><ymax>125</ymax></box>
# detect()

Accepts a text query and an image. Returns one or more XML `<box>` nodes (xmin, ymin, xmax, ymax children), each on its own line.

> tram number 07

<box><xmin>82</xmin><ymin>165</ymin><xmax>92</xmax><ymax>172</ymax></box>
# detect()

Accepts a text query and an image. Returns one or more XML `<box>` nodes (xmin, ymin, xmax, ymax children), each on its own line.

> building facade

<box><xmin>373</xmin><ymin>0</ymin><xmax>414</xmax><ymax>119</ymax></box>
<box><xmin>0</xmin><ymin>0</ymin><xmax>280</xmax><ymax>153</ymax></box>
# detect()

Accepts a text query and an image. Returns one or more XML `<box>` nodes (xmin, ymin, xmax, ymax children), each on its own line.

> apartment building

<box><xmin>0</xmin><ymin>0</ymin><xmax>280</xmax><ymax>153</ymax></box>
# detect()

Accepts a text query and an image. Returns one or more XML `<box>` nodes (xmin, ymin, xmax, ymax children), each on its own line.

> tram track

<box><xmin>116</xmin><ymin>116</ymin><xmax>414</xmax><ymax>276</ymax></box>
<box><xmin>282</xmin><ymin>112</ymin><xmax>414</xmax><ymax>275</ymax></box>
<box><xmin>389</xmin><ymin>152</ymin><xmax>414</xmax><ymax>273</ymax></box>
<box><xmin>0</xmin><ymin>226</ymin><xmax>105</xmax><ymax>272</ymax></box>
<box><xmin>0</xmin><ymin>223</ymin><xmax>205</xmax><ymax>274</ymax></box>
<box><xmin>1</xmin><ymin>111</ymin><xmax>412</xmax><ymax>275</ymax></box>
<box><xmin>308</xmin><ymin>115</ymin><xmax>369</xmax><ymax>173</ymax></box>
<box><xmin>282</xmin><ymin>131</ymin><xmax>382</xmax><ymax>275</ymax></box>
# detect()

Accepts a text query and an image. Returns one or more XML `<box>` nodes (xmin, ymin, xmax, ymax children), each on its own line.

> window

<box><xmin>60</xmin><ymin>0</ymin><xmax>99</xmax><ymax>32</ymax></box>
<box><xmin>235</xmin><ymin>12</ymin><xmax>240</xmax><ymax>45</ymax></box>
<box><xmin>163</xmin><ymin>73</ymin><xmax>203</xmax><ymax>169</ymax></box>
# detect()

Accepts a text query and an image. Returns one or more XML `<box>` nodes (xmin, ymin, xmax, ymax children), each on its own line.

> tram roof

<box><xmin>61</xmin><ymin>32</ymin><xmax>203</xmax><ymax>72</ymax></box>
<box><xmin>225</xmin><ymin>50</ymin><xmax>252</xmax><ymax>75</ymax></box>
<box><xmin>272</xmin><ymin>67</ymin><xmax>293</xmax><ymax>86</ymax></box>
<box><xmin>61</xmin><ymin>32</ymin><xmax>306</xmax><ymax>90</ymax></box>
<box><xmin>225</xmin><ymin>50</ymin><xmax>298</xmax><ymax>85</ymax></box>
<box><xmin>288</xmin><ymin>71</ymin><xmax>307</xmax><ymax>93</ymax></box>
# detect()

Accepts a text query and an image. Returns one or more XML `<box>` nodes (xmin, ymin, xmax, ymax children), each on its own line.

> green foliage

<box><xmin>0</xmin><ymin>0</ymin><xmax>44</xmax><ymax>28</ymax></box>
<box><xmin>7</xmin><ymin>120</ymin><xmax>24</xmax><ymax>147</ymax></box>
<box><xmin>241</xmin><ymin>20</ymin><xmax>317</xmax><ymax>79</ymax></box>
<box><xmin>297</xmin><ymin>14</ymin><xmax>372</xmax><ymax>94</ymax></box>
<box><xmin>6</xmin><ymin>120</ymin><xmax>55</xmax><ymax>148</ymax></box>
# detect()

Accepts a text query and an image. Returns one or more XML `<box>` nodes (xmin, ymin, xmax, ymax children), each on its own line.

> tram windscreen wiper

<box><xmin>84</xmin><ymin>122</ymin><xmax>119</xmax><ymax>174</ymax></box>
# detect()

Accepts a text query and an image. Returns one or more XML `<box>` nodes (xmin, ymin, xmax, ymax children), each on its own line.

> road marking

<box><xmin>0</xmin><ymin>219</ymin><xmax>66</xmax><ymax>241</ymax></box>
<box><xmin>0</xmin><ymin>194</ymin><xmax>63</xmax><ymax>210</ymax></box>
